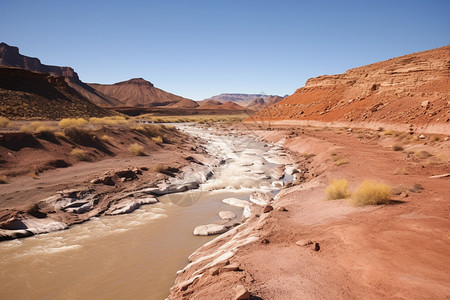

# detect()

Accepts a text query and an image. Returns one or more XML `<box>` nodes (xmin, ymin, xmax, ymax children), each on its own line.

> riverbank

<box><xmin>168</xmin><ymin>124</ymin><xmax>450</xmax><ymax>299</ymax></box>
<box><xmin>0</xmin><ymin>123</ymin><xmax>214</xmax><ymax>241</ymax></box>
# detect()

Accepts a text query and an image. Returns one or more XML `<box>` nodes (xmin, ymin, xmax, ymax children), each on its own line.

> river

<box><xmin>0</xmin><ymin>124</ymin><xmax>291</xmax><ymax>300</ymax></box>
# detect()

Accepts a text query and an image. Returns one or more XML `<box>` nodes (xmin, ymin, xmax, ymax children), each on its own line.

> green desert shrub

<box><xmin>351</xmin><ymin>180</ymin><xmax>391</xmax><ymax>206</ymax></box>
<box><xmin>326</xmin><ymin>179</ymin><xmax>351</xmax><ymax>200</ymax></box>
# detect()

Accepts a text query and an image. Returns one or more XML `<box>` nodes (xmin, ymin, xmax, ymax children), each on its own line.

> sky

<box><xmin>1</xmin><ymin>0</ymin><xmax>449</xmax><ymax>100</ymax></box>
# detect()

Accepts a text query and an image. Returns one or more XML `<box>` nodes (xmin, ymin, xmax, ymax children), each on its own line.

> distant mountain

<box><xmin>0</xmin><ymin>42</ymin><xmax>122</xmax><ymax>107</ymax></box>
<box><xmin>0</xmin><ymin>67</ymin><xmax>113</xmax><ymax>119</ymax></box>
<box><xmin>89</xmin><ymin>78</ymin><xmax>199</xmax><ymax>108</ymax></box>
<box><xmin>203</xmin><ymin>93</ymin><xmax>285</xmax><ymax>110</ymax></box>
<box><xmin>197</xmin><ymin>99</ymin><xmax>248</xmax><ymax>111</ymax></box>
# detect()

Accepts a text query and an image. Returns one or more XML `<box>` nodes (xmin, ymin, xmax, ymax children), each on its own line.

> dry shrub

<box><xmin>392</xmin><ymin>144</ymin><xmax>404</xmax><ymax>151</ymax></box>
<box><xmin>100</xmin><ymin>135</ymin><xmax>111</xmax><ymax>143</ymax></box>
<box><xmin>335</xmin><ymin>158</ymin><xmax>349</xmax><ymax>166</ymax></box>
<box><xmin>0</xmin><ymin>174</ymin><xmax>8</xmax><ymax>184</ymax></box>
<box><xmin>20</xmin><ymin>125</ymin><xmax>33</xmax><ymax>133</ymax></box>
<box><xmin>351</xmin><ymin>180</ymin><xmax>391</xmax><ymax>206</ymax></box>
<box><xmin>64</xmin><ymin>127</ymin><xmax>95</xmax><ymax>145</ymax></box>
<box><xmin>89</xmin><ymin>116</ymin><xmax>128</xmax><ymax>126</ymax></box>
<box><xmin>326</xmin><ymin>179</ymin><xmax>351</xmax><ymax>200</ymax></box>
<box><xmin>0</xmin><ymin>116</ymin><xmax>10</xmax><ymax>127</ymax></box>
<box><xmin>301</xmin><ymin>152</ymin><xmax>316</xmax><ymax>159</ymax></box>
<box><xmin>71</xmin><ymin>148</ymin><xmax>89</xmax><ymax>161</ymax></box>
<box><xmin>152</xmin><ymin>136</ymin><xmax>163</xmax><ymax>144</ymax></box>
<box><xmin>129</xmin><ymin>143</ymin><xmax>145</xmax><ymax>156</ymax></box>
<box><xmin>59</xmin><ymin>118</ymin><xmax>88</xmax><ymax>128</ymax></box>
<box><xmin>383</xmin><ymin>129</ymin><xmax>393</xmax><ymax>136</ymax></box>
<box><xmin>415</xmin><ymin>151</ymin><xmax>432</xmax><ymax>159</ymax></box>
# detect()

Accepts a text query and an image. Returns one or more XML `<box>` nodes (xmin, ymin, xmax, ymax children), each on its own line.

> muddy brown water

<box><xmin>0</xmin><ymin>125</ymin><xmax>289</xmax><ymax>299</ymax></box>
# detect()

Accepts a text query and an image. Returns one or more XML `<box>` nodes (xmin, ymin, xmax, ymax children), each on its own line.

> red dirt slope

<box><xmin>249</xmin><ymin>46</ymin><xmax>449</xmax><ymax>127</ymax></box>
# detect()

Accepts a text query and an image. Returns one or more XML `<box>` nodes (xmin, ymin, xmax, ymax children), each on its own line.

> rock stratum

<box><xmin>249</xmin><ymin>46</ymin><xmax>449</xmax><ymax>131</ymax></box>
<box><xmin>0</xmin><ymin>68</ymin><xmax>113</xmax><ymax>119</ymax></box>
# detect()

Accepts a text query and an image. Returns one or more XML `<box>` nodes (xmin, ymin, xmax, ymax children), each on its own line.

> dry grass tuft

<box><xmin>0</xmin><ymin>174</ymin><xmax>8</xmax><ymax>184</ymax></box>
<box><xmin>129</xmin><ymin>143</ymin><xmax>145</xmax><ymax>156</ymax></box>
<box><xmin>335</xmin><ymin>158</ymin><xmax>350</xmax><ymax>166</ymax></box>
<box><xmin>151</xmin><ymin>136</ymin><xmax>163</xmax><ymax>144</ymax></box>
<box><xmin>59</xmin><ymin>118</ymin><xmax>88</xmax><ymax>128</ymax></box>
<box><xmin>301</xmin><ymin>152</ymin><xmax>316</xmax><ymax>159</ymax></box>
<box><xmin>100</xmin><ymin>135</ymin><xmax>111</xmax><ymax>143</ymax></box>
<box><xmin>383</xmin><ymin>129</ymin><xmax>393</xmax><ymax>136</ymax></box>
<box><xmin>351</xmin><ymin>180</ymin><xmax>391</xmax><ymax>206</ymax></box>
<box><xmin>392</xmin><ymin>144</ymin><xmax>404</xmax><ymax>151</ymax></box>
<box><xmin>0</xmin><ymin>116</ymin><xmax>10</xmax><ymax>127</ymax></box>
<box><xmin>326</xmin><ymin>179</ymin><xmax>351</xmax><ymax>200</ymax></box>
<box><xmin>415</xmin><ymin>150</ymin><xmax>432</xmax><ymax>159</ymax></box>
<box><xmin>89</xmin><ymin>116</ymin><xmax>128</xmax><ymax>126</ymax></box>
<box><xmin>70</xmin><ymin>148</ymin><xmax>89</xmax><ymax>161</ymax></box>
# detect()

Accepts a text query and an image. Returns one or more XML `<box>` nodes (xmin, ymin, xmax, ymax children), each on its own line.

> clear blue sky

<box><xmin>1</xmin><ymin>0</ymin><xmax>449</xmax><ymax>100</ymax></box>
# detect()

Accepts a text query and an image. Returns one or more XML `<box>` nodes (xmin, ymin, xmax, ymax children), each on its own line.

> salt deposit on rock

<box><xmin>222</xmin><ymin>198</ymin><xmax>250</xmax><ymax>208</ymax></box>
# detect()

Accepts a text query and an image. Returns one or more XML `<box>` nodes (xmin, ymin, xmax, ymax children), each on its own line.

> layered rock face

<box><xmin>0</xmin><ymin>68</ymin><xmax>113</xmax><ymax>119</ymax></box>
<box><xmin>0</xmin><ymin>42</ymin><xmax>123</xmax><ymax>107</ymax></box>
<box><xmin>250</xmin><ymin>46</ymin><xmax>449</xmax><ymax>125</ymax></box>
<box><xmin>89</xmin><ymin>78</ymin><xmax>199</xmax><ymax>108</ymax></box>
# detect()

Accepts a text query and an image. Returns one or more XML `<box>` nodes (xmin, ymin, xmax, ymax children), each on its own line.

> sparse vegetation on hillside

<box><xmin>139</xmin><ymin>114</ymin><xmax>248</xmax><ymax>124</ymax></box>
<box><xmin>129</xmin><ymin>143</ymin><xmax>145</xmax><ymax>156</ymax></box>
<box><xmin>89</xmin><ymin>116</ymin><xmax>128</xmax><ymax>126</ymax></box>
<box><xmin>0</xmin><ymin>174</ymin><xmax>8</xmax><ymax>184</ymax></box>
<box><xmin>392</xmin><ymin>144</ymin><xmax>404</xmax><ymax>151</ymax></box>
<box><xmin>59</xmin><ymin>118</ymin><xmax>88</xmax><ymax>128</ymax></box>
<box><xmin>70</xmin><ymin>148</ymin><xmax>89</xmax><ymax>161</ymax></box>
<box><xmin>152</xmin><ymin>136</ymin><xmax>163</xmax><ymax>144</ymax></box>
<box><xmin>326</xmin><ymin>179</ymin><xmax>351</xmax><ymax>200</ymax></box>
<box><xmin>0</xmin><ymin>116</ymin><xmax>10</xmax><ymax>127</ymax></box>
<box><xmin>351</xmin><ymin>180</ymin><xmax>391</xmax><ymax>206</ymax></box>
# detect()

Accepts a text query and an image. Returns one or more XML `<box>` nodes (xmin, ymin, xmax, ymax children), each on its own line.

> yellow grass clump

<box><xmin>89</xmin><ymin>116</ymin><xmax>128</xmax><ymax>126</ymax></box>
<box><xmin>71</xmin><ymin>148</ymin><xmax>89</xmax><ymax>161</ymax></box>
<box><xmin>100</xmin><ymin>135</ymin><xmax>111</xmax><ymax>143</ymax></box>
<box><xmin>59</xmin><ymin>118</ymin><xmax>88</xmax><ymax>128</ymax></box>
<box><xmin>0</xmin><ymin>116</ymin><xmax>10</xmax><ymax>127</ymax></box>
<box><xmin>129</xmin><ymin>143</ymin><xmax>145</xmax><ymax>156</ymax></box>
<box><xmin>326</xmin><ymin>179</ymin><xmax>351</xmax><ymax>200</ymax></box>
<box><xmin>351</xmin><ymin>180</ymin><xmax>391</xmax><ymax>206</ymax></box>
<box><xmin>0</xmin><ymin>174</ymin><xmax>8</xmax><ymax>184</ymax></box>
<box><xmin>151</xmin><ymin>136</ymin><xmax>163</xmax><ymax>144</ymax></box>
<box><xmin>335</xmin><ymin>158</ymin><xmax>349</xmax><ymax>166</ymax></box>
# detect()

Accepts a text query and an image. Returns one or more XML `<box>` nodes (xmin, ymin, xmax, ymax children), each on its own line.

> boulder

<box><xmin>107</xmin><ymin>197</ymin><xmax>158</xmax><ymax>215</ymax></box>
<box><xmin>219</xmin><ymin>211</ymin><xmax>236</xmax><ymax>220</ymax></box>
<box><xmin>271</xmin><ymin>180</ymin><xmax>285</xmax><ymax>188</ymax></box>
<box><xmin>193</xmin><ymin>224</ymin><xmax>229</xmax><ymax>236</ymax></box>
<box><xmin>285</xmin><ymin>165</ymin><xmax>299</xmax><ymax>175</ymax></box>
<box><xmin>263</xmin><ymin>205</ymin><xmax>273</xmax><ymax>213</ymax></box>
<box><xmin>234</xmin><ymin>285</ymin><xmax>250</xmax><ymax>300</ymax></box>
<box><xmin>242</xmin><ymin>205</ymin><xmax>252</xmax><ymax>219</ymax></box>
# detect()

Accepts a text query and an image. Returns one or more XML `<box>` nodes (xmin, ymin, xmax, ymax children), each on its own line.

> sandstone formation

<box><xmin>89</xmin><ymin>78</ymin><xmax>199</xmax><ymax>108</ymax></box>
<box><xmin>204</xmin><ymin>93</ymin><xmax>284</xmax><ymax>109</ymax></box>
<box><xmin>249</xmin><ymin>46</ymin><xmax>450</xmax><ymax>127</ymax></box>
<box><xmin>0</xmin><ymin>42</ymin><xmax>122</xmax><ymax>107</ymax></box>
<box><xmin>0</xmin><ymin>68</ymin><xmax>114</xmax><ymax>119</ymax></box>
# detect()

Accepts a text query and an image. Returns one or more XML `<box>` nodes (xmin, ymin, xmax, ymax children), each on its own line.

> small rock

<box><xmin>234</xmin><ymin>285</ymin><xmax>250</xmax><ymax>300</ymax></box>
<box><xmin>296</xmin><ymin>239</ymin><xmax>313</xmax><ymax>246</ymax></box>
<box><xmin>263</xmin><ymin>205</ymin><xmax>273</xmax><ymax>213</ymax></box>
<box><xmin>102</xmin><ymin>176</ymin><xmax>116</xmax><ymax>186</ymax></box>
<box><xmin>421</xmin><ymin>100</ymin><xmax>430</xmax><ymax>107</ymax></box>
<box><xmin>419</xmin><ymin>134</ymin><xmax>426</xmax><ymax>139</ymax></box>
<box><xmin>219</xmin><ymin>211</ymin><xmax>236</xmax><ymax>220</ymax></box>
<box><xmin>90</xmin><ymin>178</ymin><xmax>103</xmax><ymax>184</ymax></box>
<box><xmin>278</xmin><ymin>206</ymin><xmax>288</xmax><ymax>212</ymax></box>
<box><xmin>140</xmin><ymin>166</ymin><xmax>149</xmax><ymax>171</ymax></box>
<box><xmin>314</xmin><ymin>242</ymin><xmax>320</xmax><ymax>251</ymax></box>
<box><xmin>193</xmin><ymin>224</ymin><xmax>229</xmax><ymax>236</ymax></box>
<box><xmin>261</xmin><ymin>238</ymin><xmax>270</xmax><ymax>244</ymax></box>
<box><xmin>271</xmin><ymin>180</ymin><xmax>285</xmax><ymax>188</ymax></box>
